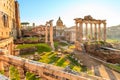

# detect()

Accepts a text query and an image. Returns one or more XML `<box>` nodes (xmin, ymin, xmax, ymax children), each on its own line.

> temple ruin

<box><xmin>74</xmin><ymin>15</ymin><xmax>106</xmax><ymax>50</ymax></box>
<box><xmin>45</xmin><ymin>20</ymin><xmax>55</xmax><ymax>51</ymax></box>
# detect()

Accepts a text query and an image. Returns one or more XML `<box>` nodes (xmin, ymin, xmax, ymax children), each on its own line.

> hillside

<box><xmin>107</xmin><ymin>25</ymin><xmax>120</xmax><ymax>40</ymax></box>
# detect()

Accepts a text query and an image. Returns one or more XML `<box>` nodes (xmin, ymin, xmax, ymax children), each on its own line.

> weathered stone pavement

<box><xmin>74</xmin><ymin>50</ymin><xmax>120</xmax><ymax>80</ymax></box>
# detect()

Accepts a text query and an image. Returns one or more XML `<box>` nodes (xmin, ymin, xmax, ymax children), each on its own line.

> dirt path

<box><xmin>74</xmin><ymin>50</ymin><xmax>120</xmax><ymax>80</ymax></box>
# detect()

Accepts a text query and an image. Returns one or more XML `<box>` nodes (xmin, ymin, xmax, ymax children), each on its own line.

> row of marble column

<box><xmin>75</xmin><ymin>22</ymin><xmax>106</xmax><ymax>42</ymax></box>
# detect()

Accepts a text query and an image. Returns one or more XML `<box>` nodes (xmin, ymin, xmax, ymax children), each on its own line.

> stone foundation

<box><xmin>0</xmin><ymin>54</ymin><xmax>106</xmax><ymax>80</ymax></box>
<box><xmin>75</xmin><ymin>41</ymin><xmax>83</xmax><ymax>51</ymax></box>
<box><xmin>84</xmin><ymin>42</ymin><xmax>120</xmax><ymax>64</ymax></box>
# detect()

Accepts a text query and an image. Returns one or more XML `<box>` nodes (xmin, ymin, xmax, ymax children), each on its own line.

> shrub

<box><xmin>9</xmin><ymin>66</ymin><xmax>20</xmax><ymax>80</ymax></box>
<box><xmin>26</xmin><ymin>72</ymin><xmax>40</xmax><ymax>80</ymax></box>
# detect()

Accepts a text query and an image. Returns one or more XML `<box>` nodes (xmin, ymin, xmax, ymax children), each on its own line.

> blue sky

<box><xmin>17</xmin><ymin>0</ymin><xmax>120</xmax><ymax>27</ymax></box>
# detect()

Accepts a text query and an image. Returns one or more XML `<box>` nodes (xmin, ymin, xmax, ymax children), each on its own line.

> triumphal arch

<box><xmin>74</xmin><ymin>15</ymin><xmax>106</xmax><ymax>51</ymax></box>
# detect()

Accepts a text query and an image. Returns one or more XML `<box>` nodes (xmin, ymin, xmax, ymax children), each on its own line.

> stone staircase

<box><xmin>92</xmin><ymin>64</ymin><xmax>120</xmax><ymax>80</ymax></box>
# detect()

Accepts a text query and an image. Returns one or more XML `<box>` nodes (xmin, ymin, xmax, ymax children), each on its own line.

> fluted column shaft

<box><xmin>50</xmin><ymin>23</ymin><xmax>53</xmax><ymax>44</ymax></box>
<box><xmin>45</xmin><ymin>24</ymin><xmax>48</xmax><ymax>43</ymax></box>
<box><xmin>79</xmin><ymin>22</ymin><xmax>83</xmax><ymax>42</ymax></box>
<box><xmin>76</xmin><ymin>22</ymin><xmax>78</xmax><ymax>41</ymax></box>
<box><xmin>90</xmin><ymin>23</ymin><xmax>93</xmax><ymax>39</ymax></box>
<box><xmin>104</xmin><ymin>23</ymin><xmax>106</xmax><ymax>42</ymax></box>
<box><xmin>85</xmin><ymin>23</ymin><xmax>88</xmax><ymax>40</ymax></box>
<box><xmin>98</xmin><ymin>23</ymin><xmax>101</xmax><ymax>41</ymax></box>
<box><xmin>94</xmin><ymin>23</ymin><xmax>97</xmax><ymax>40</ymax></box>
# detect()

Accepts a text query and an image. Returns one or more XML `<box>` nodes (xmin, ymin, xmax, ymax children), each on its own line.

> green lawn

<box><xmin>22</xmin><ymin>37</ymin><xmax>39</xmax><ymax>41</ymax></box>
<box><xmin>39</xmin><ymin>52</ymin><xmax>87</xmax><ymax>73</ymax></box>
<box><xmin>16</xmin><ymin>43</ymin><xmax>52</xmax><ymax>53</ymax></box>
<box><xmin>107</xmin><ymin>64</ymin><xmax>120</xmax><ymax>72</ymax></box>
<box><xmin>54</xmin><ymin>41</ymin><xmax>68</xmax><ymax>49</ymax></box>
<box><xmin>17</xmin><ymin>41</ymin><xmax>87</xmax><ymax>73</ymax></box>
<box><xmin>106</xmin><ymin>39</ymin><xmax>120</xmax><ymax>43</ymax></box>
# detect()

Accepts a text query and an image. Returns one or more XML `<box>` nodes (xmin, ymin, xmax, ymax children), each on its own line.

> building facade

<box><xmin>0</xmin><ymin>0</ymin><xmax>21</xmax><ymax>39</ymax></box>
<box><xmin>0</xmin><ymin>0</ymin><xmax>21</xmax><ymax>55</ymax></box>
<box><xmin>64</xmin><ymin>26</ymin><xmax>76</xmax><ymax>43</ymax></box>
<box><xmin>54</xmin><ymin>17</ymin><xmax>66</xmax><ymax>38</ymax></box>
<box><xmin>31</xmin><ymin>25</ymin><xmax>45</xmax><ymax>36</ymax></box>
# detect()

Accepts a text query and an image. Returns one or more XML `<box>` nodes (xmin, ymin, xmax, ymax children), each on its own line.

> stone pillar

<box><xmin>49</xmin><ymin>20</ymin><xmax>55</xmax><ymax>51</ymax></box>
<box><xmin>104</xmin><ymin>23</ymin><xmax>106</xmax><ymax>42</ymax></box>
<box><xmin>49</xmin><ymin>22</ymin><xmax>53</xmax><ymax>45</ymax></box>
<box><xmin>78</xmin><ymin>23</ymin><xmax>80</xmax><ymax>41</ymax></box>
<box><xmin>45</xmin><ymin>23</ymin><xmax>48</xmax><ymax>43</ymax></box>
<box><xmin>98</xmin><ymin>23</ymin><xmax>101</xmax><ymax>41</ymax></box>
<box><xmin>76</xmin><ymin>22</ymin><xmax>78</xmax><ymax>41</ymax></box>
<box><xmin>94</xmin><ymin>23</ymin><xmax>97</xmax><ymax>40</ymax></box>
<box><xmin>79</xmin><ymin>22</ymin><xmax>83</xmax><ymax>42</ymax></box>
<box><xmin>85</xmin><ymin>23</ymin><xmax>88</xmax><ymax>40</ymax></box>
<box><xmin>17</xmin><ymin>67</ymin><xmax>25</xmax><ymax>80</ymax></box>
<box><xmin>90</xmin><ymin>23</ymin><xmax>93</xmax><ymax>40</ymax></box>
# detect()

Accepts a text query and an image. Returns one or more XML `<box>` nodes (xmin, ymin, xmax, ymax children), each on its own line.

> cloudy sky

<box><xmin>18</xmin><ymin>0</ymin><xmax>120</xmax><ymax>27</ymax></box>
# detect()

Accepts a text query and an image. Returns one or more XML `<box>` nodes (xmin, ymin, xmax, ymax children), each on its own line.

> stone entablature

<box><xmin>0</xmin><ymin>55</ymin><xmax>106</xmax><ymax>80</ymax></box>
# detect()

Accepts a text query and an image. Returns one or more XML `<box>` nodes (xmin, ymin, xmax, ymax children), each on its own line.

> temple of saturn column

<box><xmin>74</xmin><ymin>15</ymin><xmax>106</xmax><ymax>51</ymax></box>
<box><xmin>45</xmin><ymin>20</ymin><xmax>55</xmax><ymax>51</ymax></box>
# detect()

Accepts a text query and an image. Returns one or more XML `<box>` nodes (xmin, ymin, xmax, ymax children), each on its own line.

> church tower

<box><xmin>56</xmin><ymin>17</ymin><xmax>63</xmax><ymax>27</ymax></box>
<box><xmin>55</xmin><ymin>17</ymin><xmax>66</xmax><ymax>38</ymax></box>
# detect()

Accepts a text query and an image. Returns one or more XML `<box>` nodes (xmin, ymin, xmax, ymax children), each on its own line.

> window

<box><xmin>6</xmin><ymin>32</ymin><xmax>8</xmax><ymax>35</ymax></box>
<box><xmin>2</xmin><ymin>14</ymin><xmax>9</xmax><ymax>27</ymax></box>
<box><xmin>1</xmin><ymin>32</ymin><xmax>3</xmax><ymax>35</ymax></box>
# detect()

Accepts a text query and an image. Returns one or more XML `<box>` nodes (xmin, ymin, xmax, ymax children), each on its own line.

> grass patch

<box><xmin>9</xmin><ymin>65</ymin><xmax>20</xmax><ymax>80</ymax></box>
<box><xmin>67</xmin><ymin>55</ymin><xmax>87</xmax><ymax>72</ymax></box>
<box><xmin>26</xmin><ymin>72</ymin><xmax>40</xmax><ymax>80</ymax></box>
<box><xmin>23</xmin><ymin>37</ymin><xmax>39</xmax><ymax>41</ymax></box>
<box><xmin>54</xmin><ymin>41</ymin><xmax>68</xmax><ymax>50</ymax></box>
<box><xmin>39</xmin><ymin>53</ymin><xmax>87</xmax><ymax>72</ymax></box>
<box><xmin>0</xmin><ymin>70</ymin><xmax>4</xmax><ymax>75</ymax></box>
<box><xmin>36</xmin><ymin>44</ymin><xmax>52</xmax><ymax>53</ymax></box>
<box><xmin>69</xmin><ymin>45</ymin><xmax>75</xmax><ymax>49</ymax></box>
<box><xmin>59</xmin><ymin>42</ymin><xmax>68</xmax><ymax>46</ymax></box>
<box><xmin>106</xmin><ymin>39</ymin><xmax>120</xmax><ymax>43</ymax></box>
<box><xmin>107</xmin><ymin>64</ymin><xmax>120</xmax><ymax>72</ymax></box>
<box><xmin>54</xmin><ymin>41</ymin><xmax>59</xmax><ymax>49</ymax></box>
<box><xmin>55</xmin><ymin>57</ymin><xmax>66</xmax><ymax>66</ymax></box>
<box><xmin>17</xmin><ymin>43</ymin><xmax>52</xmax><ymax>53</ymax></box>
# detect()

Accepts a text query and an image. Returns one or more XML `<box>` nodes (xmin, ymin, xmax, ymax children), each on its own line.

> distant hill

<box><xmin>107</xmin><ymin>25</ymin><xmax>120</xmax><ymax>40</ymax></box>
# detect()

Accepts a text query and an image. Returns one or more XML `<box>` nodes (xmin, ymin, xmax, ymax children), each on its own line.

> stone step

<box><xmin>99</xmin><ymin>65</ymin><xmax>110</xmax><ymax>80</ymax></box>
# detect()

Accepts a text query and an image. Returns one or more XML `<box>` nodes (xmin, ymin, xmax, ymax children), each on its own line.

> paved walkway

<box><xmin>74</xmin><ymin>50</ymin><xmax>120</xmax><ymax>80</ymax></box>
